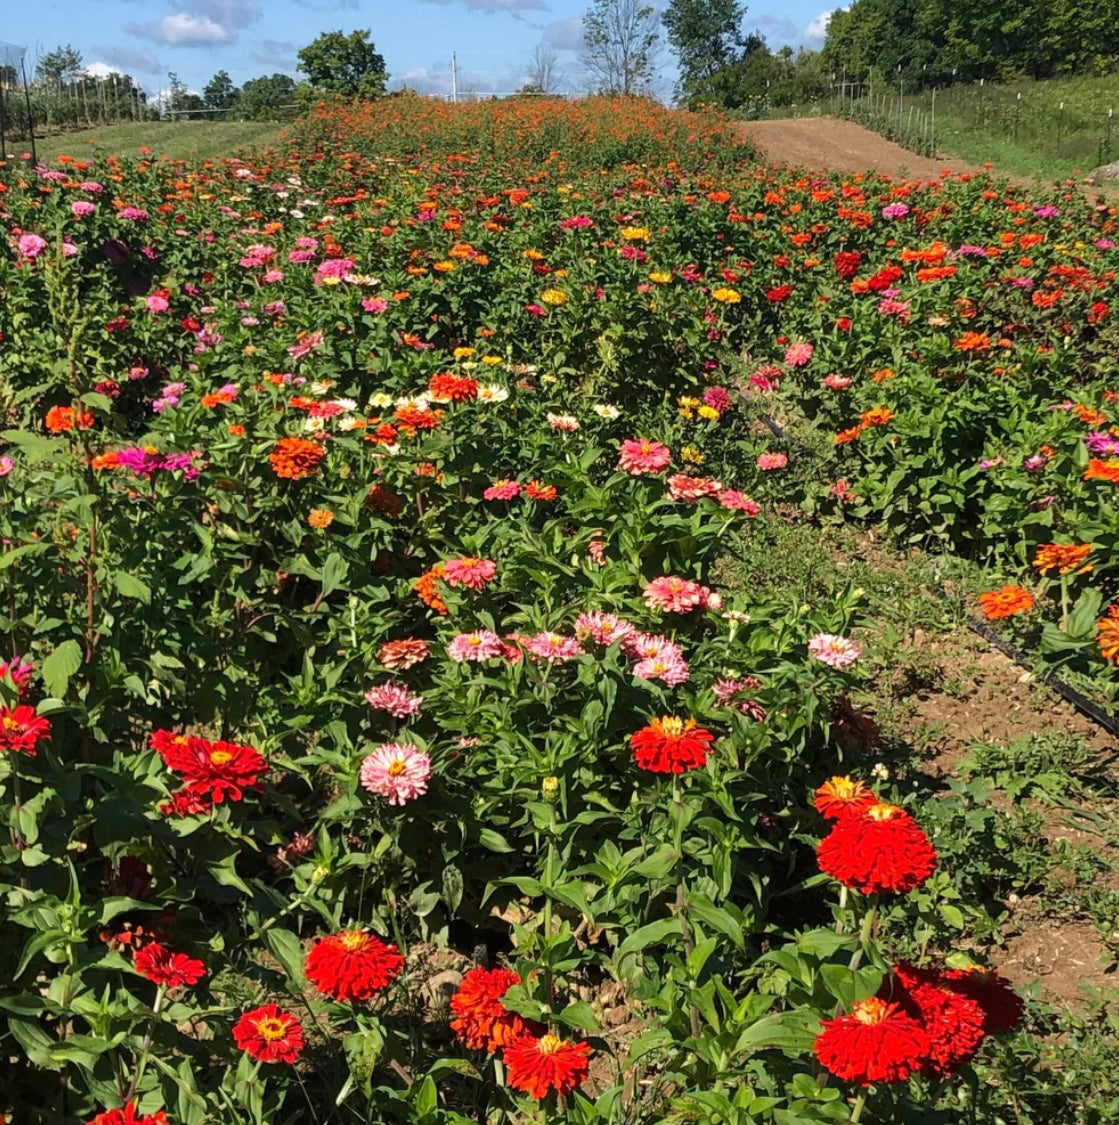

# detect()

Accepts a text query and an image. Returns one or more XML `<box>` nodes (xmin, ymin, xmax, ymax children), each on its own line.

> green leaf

<box><xmin>264</xmin><ymin>928</ymin><xmax>305</xmax><ymax>983</ymax></box>
<box><xmin>616</xmin><ymin>917</ymin><xmax>680</xmax><ymax>960</ymax></box>
<box><xmin>733</xmin><ymin>1009</ymin><xmax>819</xmax><ymax>1055</ymax></box>
<box><xmin>41</xmin><ymin>639</ymin><xmax>82</xmax><ymax>699</ymax></box>
<box><xmin>557</xmin><ymin>999</ymin><xmax>598</xmax><ymax>1031</ymax></box>
<box><xmin>114</xmin><ymin>572</ymin><xmax>152</xmax><ymax>604</ymax></box>
<box><xmin>442</xmin><ymin>865</ymin><xmax>463</xmax><ymax>914</ymax></box>
<box><xmin>321</xmin><ymin>552</ymin><xmax>348</xmax><ymax>596</ymax></box>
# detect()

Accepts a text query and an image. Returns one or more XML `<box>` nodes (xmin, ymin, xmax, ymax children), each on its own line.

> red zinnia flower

<box><xmin>504</xmin><ymin>1033</ymin><xmax>592</xmax><ymax>1098</ymax></box>
<box><xmin>450</xmin><ymin>966</ymin><xmax>532</xmax><ymax>1052</ymax></box>
<box><xmin>304</xmin><ymin>930</ymin><xmax>404</xmax><ymax>1002</ymax></box>
<box><xmin>0</xmin><ymin>705</ymin><xmax>51</xmax><ymax>755</ymax></box>
<box><xmin>428</xmin><ymin>373</ymin><xmax>479</xmax><ymax>402</ymax></box>
<box><xmin>813</xmin><ymin>775</ymin><xmax>876</xmax><ymax>820</ymax></box>
<box><xmin>85</xmin><ymin>1104</ymin><xmax>169</xmax><ymax>1125</ymax></box>
<box><xmin>817</xmin><ymin>802</ymin><xmax>938</xmax><ymax>894</ymax></box>
<box><xmin>232</xmin><ymin>1003</ymin><xmax>303</xmax><ymax>1063</ymax></box>
<box><xmin>151</xmin><ymin>731</ymin><xmax>267</xmax><ymax>803</ymax></box>
<box><xmin>941</xmin><ymin>965</ymin><xmax>1024</xmax><ymax>1035</ymax></box>
<box><xmin>133</xmin><ymin>942</ymin><xmax>206</xmax><ymax>989</ymax></box>
<box><xmin>524</xmin><ymin>480</ymin><xmax>558</xmax><ymax>501</ymax></box>
<box><xmin>814</xmin><ymin>996</ymin><xmax>929</xmax><ymax>1086</ymax></box>
<box><xmin>630</xmin><ymin>716</ymin><xmax>714</xmax><ymax>773</ymax></box>
<box><xmin>888</xmin><ymin>964</ymin><xmax>987</xmax><ymax>1077</ymax></box>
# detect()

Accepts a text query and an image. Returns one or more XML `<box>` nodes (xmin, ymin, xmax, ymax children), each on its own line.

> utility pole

<box><xmin>451</xmin><ymin>53</ymin><xmax>458</xmax><ymax>104</ymax></box>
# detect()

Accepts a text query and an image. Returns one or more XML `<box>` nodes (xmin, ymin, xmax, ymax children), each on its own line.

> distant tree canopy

<box><xmin>823</xmin><ymin>0</ymin><xmax>1119</xmax><ymax>86</ymax></box>
<box><xmin>297</xmin><ymin>29</ymin><xmax>388</xmax><ymax>99</ymax></box>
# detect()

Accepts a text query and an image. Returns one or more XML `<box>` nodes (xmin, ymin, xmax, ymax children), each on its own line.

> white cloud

<box><xmin>83</xmin><ymin>61</ymin><xmax>124</xmax><ymax>79</ymax></box>
<box><xmin>419</xmin><ymin>0</ymin><xmax>547</xmax><ymax>12</ymax></box>
<box><xmin>128</xmin><ymin>13</ymin><xmax>232</xmax><ymax>46</ymax></box>
<box><xmin>542</xmin><ymin>16</ymin><xmax>583</xmax><ymax>51</ymax></box>
<box><xmin>91</xmin><ymin>44</ymin><xmax>165</xmax><ymax>74</ymax></box>
<box><xmin>803</xmin><ymin>9</ymin><xmax>838</xmax><ymax>46</ymax></box>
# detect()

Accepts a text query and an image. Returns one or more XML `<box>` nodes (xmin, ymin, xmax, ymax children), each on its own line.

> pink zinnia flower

<box><xmin>667</xmin><ymin>473</ymin><xmax>722</xmax><ymax>502</ymax></box>
<box><xmin>288</xmin><ymin>330</ymin><xmax>324</xmax><ymax>361</ymax></box>
<box><xmin>808</xmin><ymin>633</ymin><xmax>862</xmax><ymax>670</ymax></box>
<box><xmin>618</xmin><ymin>438</ymin><xmax>671</xmax><ymax>475</ymax></box>
<box><xmin>484</xmin><ymin>479</ymin><xmax>521</xmax><ymax>501</ymax></box>
<box><xmin>717</xmin><ymin>489</ymin><xmax>760</xmax><ymax>515</ymax></box>
<box><xmin>588</xmin><ymin>536</ymin><xmax>606</xmax><ymax>566</ymax></box>
<box><xmin>364</xmin><ymin>682</ymin><xmax>423</xmax><ymax>719</ymax></box>
<box><xmin>442</xmin><ymin>557</ymin><xmax>496</xmax><ymax>590</ymax></box>
<box><xmin>362</xmin><ymin>297</ymin><xmax>389</xmax><ymax>314</ymax></box>
<box><xmin>17</xmin><ymin>233</ymin><xmax>47</xmax><ymax>259</ymax></box>
<box><xmin>447</xmin><ymin>631</ymin><xmax>505</xmax><ymax>662</ymax></box>
<box><xmin>146</xmin><ymin>293</ymin><xmax>169</xmax><ymax>313</ymax></box>
<box><xmin>643</xmin><ymin>576</ymin><xmax>713</xmax><ymax>614</ymax></box>
<box><xmin>360</xmin><ymin>743</ymin><xmax>431</xmax><ymax>805</ymax></box>
<box><xmin>757</xmin><ymin>452</ymin><xmax>788</xmax><ymax>471</ymax></box>
<box><xmin>523</xmin><ymin>632</ymin><xmax>584</xmax><ymax>662</ymax></box>
<box><xmin>703</xmin><ymin>387</ymin><xmax>733</xmax><ymax>413</ymax></box>
<box><xmin>750</xmin><ymin>364</ymin><xmax>783</xmax><ymax>391</ymax></box>
<box><xmin>634</xmin><ymin>653</ymin><xmax>691</xmax><ymax>685</ymax></box>
<box><xmin>624</xmin><ymin>632</ymin><xmax>681</xmax><ymax>661</ymax></box>
<box><xmin>784</xmin><ymin>342</ymin><xmax>814</xmax><ymax>367</ymax></box>
<box><xmin>71</xmin><ymin>201</ymin><xmax>96</xmax><ymax>218</ymax></box>
<box><xmin>823</xmin><ymin>374</ymin><xmax>853</xmax><ymax>391</ymax></box>
<box><xmin>546</xmin><ymin>413</ymin><xmax>580</xmax><ymax>432</ymax></box>
<box><xmin>574</xmin><ymin>612</ymin><xmax>634</xmax><ymax>646</ymax></box>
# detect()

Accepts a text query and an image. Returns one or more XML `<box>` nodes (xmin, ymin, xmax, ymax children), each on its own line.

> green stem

<box><xmin>671</xmin><ymin>776</ymin><xmax>701</xmax><ymax>1040</ymax></box>
<box><xmin>850</xmin><ymin>1089</ymin><xmax>868</xmax><ymax>1123</ymax></box>
<box><xmin>125</xmin><ymin>985</ymin><xmax>166</xmax><ymax>1102</ymax></box>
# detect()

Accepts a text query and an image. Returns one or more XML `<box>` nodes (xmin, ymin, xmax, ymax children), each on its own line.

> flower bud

<box><xmin>541</xmin><ymin>776</ymin><xmax>560</xmax><ymax>802</ymax></box>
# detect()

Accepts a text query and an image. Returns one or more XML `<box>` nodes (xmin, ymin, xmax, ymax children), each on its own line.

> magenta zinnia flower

<box><xmin>618</xmin><ymin>438</ymin><xmax>671</xmax><ymax>475</ymax></box>
<box><xmin>364</xmin><ymin>682</ymin><xmax>423</xmax><ymax>718</ymax></box>
<box><xmin>16</xmin><ymin>233</ymin><xmax>48</xmax><ymax>259</ymax></box>
<box><xmin>360</xmin><ymin>743</ymin><xmax>431</xmax><ymax>805</ymax></box>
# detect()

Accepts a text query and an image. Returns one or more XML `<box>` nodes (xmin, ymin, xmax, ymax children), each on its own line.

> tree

<box><xmin>662</xmin><ymin>0</ymin><xmax>748</xmax><ymax>104</ymax></box>
<box><xmin>297</xmin><ymin>29</ymin><xmax>388</xmax><ymax>99</ymax></box>
<box><xmin>582</xmin><ymin>0</ymin><xmax>659</xmax><ymax>95</ymax></box>
<box><xmin>523</xmin><ymin>45</ymin><xmax>565</xmax><ymax>94</ymax></box>
<box><xmin>240</xmin><ymin>73</ymin><xmax>297</xmax><ymax>120</ymax></box>
<box><xmin>203</xmin><ymin>70</ymin><xmax>240</xmax><ymax>113</ymax></box>
<box><xmin>37</xmin><ymin>45</ymin><xmax>83</xmax><ymax>86</ymax></box>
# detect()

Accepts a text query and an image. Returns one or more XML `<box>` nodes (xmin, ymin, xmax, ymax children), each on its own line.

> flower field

<box><xmin>0</xmin><ymin>95</ymin><xmax>1116</xmax><ymax>1123</ymax></box>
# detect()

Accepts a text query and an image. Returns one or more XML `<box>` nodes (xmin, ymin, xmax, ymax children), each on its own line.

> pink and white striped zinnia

<box><xmin>447</xmin><ymin>631</ymin><xmax>505</xmax><ymax>663</ymax></box>
<box><xmin>364</xmin><ymin>682</ymin><xmax>423</xmax><ymax>719</ymax></box>
<box><xmin>807</xmin><ymin>633</ymin><xmax>862</xmax><ymax>670</ymax></box>
<box><xmin>360</xmin><ymin>743</ymin><xmax>431</xmax><ymax>805</ymax></box>
<box><xmin>523</xmin><ymin>632</ymin><xmax>584</xmax><ymax>662</ymax></box>
<box><xmin>642</xmin><ymin>576</ymin><xmax>715</xmax><ymax>614</ymax></box>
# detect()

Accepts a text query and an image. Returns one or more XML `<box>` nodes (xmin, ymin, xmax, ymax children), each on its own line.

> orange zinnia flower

<box><xmin>953</xmin><ymin>332</ymin><xmax>991</xmax><ymax>353</ymax></box>
<box><xmin>814</xmin><ymin>775</ymin><xmax>876</xmax><ymax>820</ymax></box>
<box><xmin>1032</xmin><ymin>543</ymin><xmax>1093</xmax><ymax>575</ymax></box>
<box><xmin>307</xmin><ymin>508</ymin><xmax>334</xmax><ymax>529</ymax></box>
<box><xmin>1097</xmin><ymin>603</ymin><xmax>1119</xmax><ymax>664</ymax></box>
<box><xmin>860</xmin><ymin>407</ymin><xmax>895</xmax><ymax>428</ymax></box>
<box><xmin>270</xmin><ymin>437</ymin><xmax>325</xmax><ymax>480</ymax></box>
<box><xmin>1084</xmin><ymin>459</ymin><xmax>1119</xmax><ymax>483</ymax></box>
<box><xmin>835</xmin><ymin>426</ymin><xmax>863</xmax><ymax>445</ymax></box>
<box><xmin>978</xmin><ymin>585</ymin><xmax>1034</xmax><ymax>620</ymax></box>
<box><xmin>415</xmin><ymin>565</ymin><xmax>447</xmax><ymax>615</ymax></box>
<box><xmin>45</xmin><ymin>405</ymin><xmax>95</xmax><ymax>433</ymax></box>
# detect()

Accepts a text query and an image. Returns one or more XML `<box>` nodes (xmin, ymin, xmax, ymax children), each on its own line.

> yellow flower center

<box><xmin>658</xmin><ymin>716</ymin><xmax>685</xmax><ymax>737</ymax></box>
<box><xmin>2</xmin><ymin>717</ymin><xmax>19</xmax><ymax>732</ymax></box>
<box><xmin>255</xmin><ymin>1016</ymin><xmax>287</xmax><ymax>1041</ymax></box>
<box><xmin>865</xmin><ymin>802</ymin><xmax>902</xmax><ymax>822</ymax></box>
<box><xmin>210</xmin><ymin>749</ymin><xmax>234</xmax><ymax>765</ymax></box>
<box><xmin>340</xmin><ymin>930</ymin><xmax>369</xmax><ymax>951</ymax></box>
<box><xmin>852</xmin><ymin>997</ymin><xmax>892</xmax><ymax>1025</ymax></box>
<box><xmin>537</xmin><ymin>1033</ymin><xmax>563</xmax><ymax>1055</ymax></box>
<box><xmin>387</xmin><ymin>759</ymin><xmax>407</xmax><ymax>777</ymax></box>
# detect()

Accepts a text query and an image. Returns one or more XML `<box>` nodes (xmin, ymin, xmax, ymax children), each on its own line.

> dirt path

<box><xmin>740</xmin><ymin>117</ymin><xmax>982</xmax><ymax>180</ymax></box>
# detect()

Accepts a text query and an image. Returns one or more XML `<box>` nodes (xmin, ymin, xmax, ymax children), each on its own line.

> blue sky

<box><xmin>4</xmin><ymin>0</ymin><xmax>836</xmax><ymax>100</ymax></box>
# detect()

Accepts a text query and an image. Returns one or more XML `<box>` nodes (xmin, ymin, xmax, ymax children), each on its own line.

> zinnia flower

<box><xmin>270</xmin><ymin>437</ymin><xmax>325</xmax><ymax>480</ymax></box>
<box><xmin>574</xmin><ymin>612</ymin><xmax>634</xmax><ymax>646</ymax></box>
<box><xmin>940</xmin><ymin>965</ymin><xmax>1024</xmax><ymax>1035</ymax></box>
<box><xmin>85</xmin><ymin>1104</ymin><xmax>169</xmax><ymax>1125</ymax></box>
<box><xmin>642</xmin><ymin>575</ymin><xmax>714</xmax><ymax>614</ymax></box>
<box><xmin>1032</xmin><ymin>543</ymin><xmax>1093</xmax><ymax>575</ymax></box>
<box><xmin>717</xmin><ymin>489</ymin><xmax>759</xmax><ymax>514</ymax></box>
<box><xmin>631</xmin><ymin>716</ymin><xmax>714</xmax><ymax>773</ymax></box>
<box><xmin>807</xmin><ymin>633</ymin><xmax>861</xmax><ymax>670</ymax></box>
<box><xmin>667</xmin><ymin>473</ymin><xmax>722</xmax><ymax>502</ymax></box>
<box><xmin>888</xmin><ymin>964</ymin><xmax>987</xmax><ymax>1077</ymax></box>
<box><xmin>814</xmin><ymin>997</ymin><xmax>929</xmax><ymax>1086</ymax></box>
<box><xmin>359</xmin><ymin>742</ymin><xmax>431</xmax><ymax>805</ymax></box>
<box><xmin>1098</xmin><ymin>603</ymin><xmax>1119</xmax><ymax>664</ymax></box>
<box><xmin>0</xmin><ymin>705</ymin><xmax>51</xmax><ymax>755</ymax></box>
<box><xmin>814</xmin><ymin>776</ymin><xmax>877</xmax><ymax>820</ymax></box>
<box><xmin>448</xmin><ymin>630</ymin><xmax>505</xmax><ymax>662</ymax></box>
<box><xmin>504</xmin><ymin>1033</ymin><xmax>591</xmax><ymax>1099</ymax></box>
<box><xmin>817</xmin><ymin>802</ymin><xmax>938</xmax><ymax>895</ymax></box>
<box><xmin>364</xmin><ymin>682</ymin><xmax>423</xmax><ymax>718</ymax></box>
<box><xmin>784</xmin><ymin>342</ymin><xmax>814</xmax><ymax>367</ymax></box>
<box><xmin>618</xmin><ymin>438</ymin><xmax>671</xmax><ymax>475</ymax></box>
<box><xmin>151</xmin><ymin>732</ymin><xmax>267</xmax><ymax>803</ymax></box>
<box><xmin>756</xmin><ymin>452</ymin><xmax>788</xmax><ymax>471</ymax></box>
<box><xmin>133</xmin><ymin>942</ymin><xmax>205</xmax><ymax>989</ymax></box>
<box><xmin>523</xmin><ymin>633</ymin><xmax>584</xmax><ymax>662</ymax></box>
<box><xmin>442</xmin><ymin>556</ymin><xmax>496</xmax><ymax>590</ymax></box>
<box><xmin>978</xmin><ymin>586</ymin><xmax>1035</xmax><ymax>621</ymax></box>
<box><xmin>450</xmin><ymin>966</ymin><xmax>530</xmax><ymax>1052</ymax></box>
<box><xmin>232</xmin><ymin>1003</ymin><xmax>303</xmax><ymax>1063</ymax></box>
<box><xmin>378</xmin><ymin>638</ymin><xmax>429</xmax><ymax>669</ymax></box>
<box><xmin>484</xmin><ymin>479</ymin><xmax>521</xmax><ymax>501</ymax></box>
<box><xmin>304</xmin><ymin>930</ymin><xmax>404</xmax><ymax>1001</ymax></box>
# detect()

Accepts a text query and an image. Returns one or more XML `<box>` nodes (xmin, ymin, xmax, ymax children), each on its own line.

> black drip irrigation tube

<box><xmin>730</xmin><ymin>389</ymin><xmax>1119</xmax><ymax>744</ymax></box>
